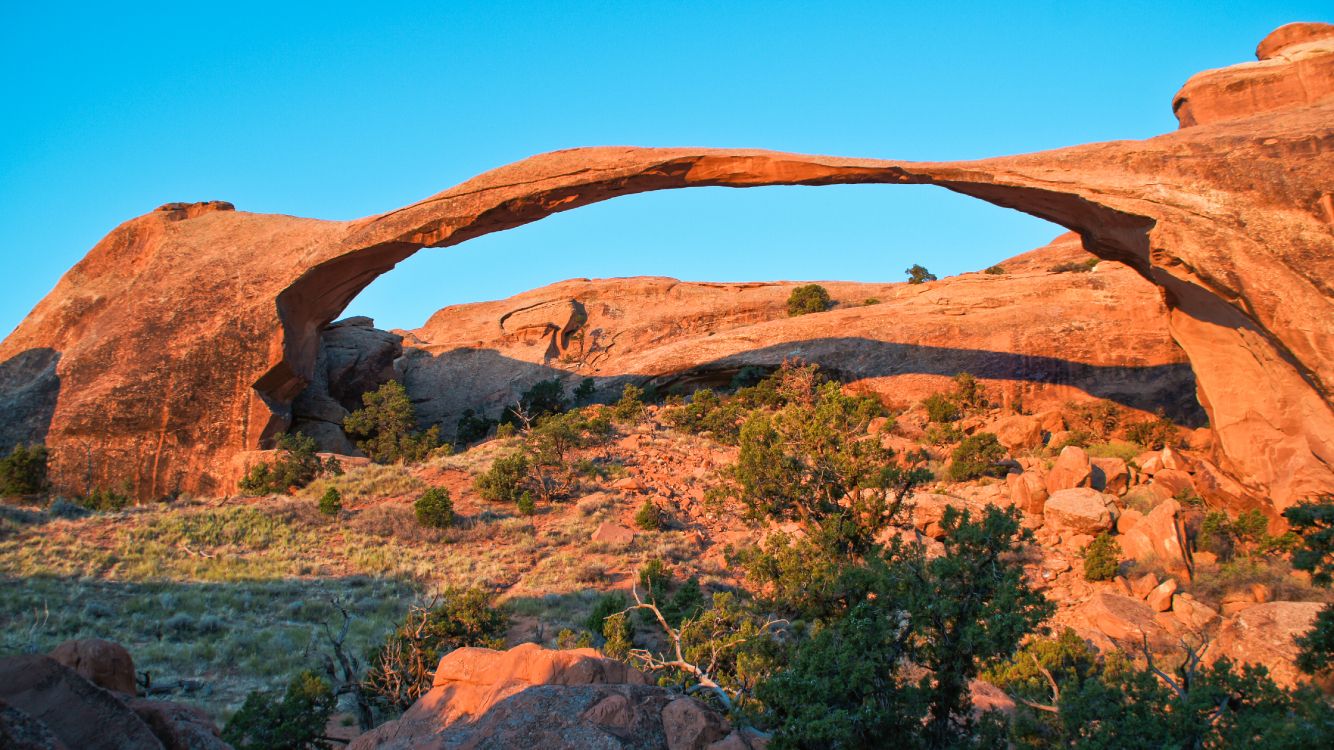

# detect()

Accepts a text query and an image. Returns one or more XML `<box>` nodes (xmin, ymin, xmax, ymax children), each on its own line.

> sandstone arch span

<box><xmin>1</xmin><ymin>26</ymin><xmax>1331</xmax><ymax>509</ymax></box>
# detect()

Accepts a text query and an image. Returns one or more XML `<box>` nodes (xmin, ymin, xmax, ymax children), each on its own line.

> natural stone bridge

<box><xmin>1</xmin><ymin>24</ymin><xmax>1330</xmax><ymax>509</ymax></box>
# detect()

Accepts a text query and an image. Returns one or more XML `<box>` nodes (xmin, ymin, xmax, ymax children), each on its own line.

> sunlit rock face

<box><xmin>0</xmin><ymin>26</ymin><xmax>1330</xmax><ymax>509</ymax></box>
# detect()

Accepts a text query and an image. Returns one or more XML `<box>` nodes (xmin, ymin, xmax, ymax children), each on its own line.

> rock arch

<box><xmin>1</xmin><ymin>28</ymin><xmax>1330</xmax><ymax>509</ymax></box>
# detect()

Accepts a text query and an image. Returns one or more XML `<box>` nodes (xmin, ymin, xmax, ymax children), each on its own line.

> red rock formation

<box><xmin>388</xmin><ymin>234</ymin><xmax>1198</xmax><ymax>440</ymax></box>
<box><xmin>350</xmin><ymin>643</ymin><xmax>757</xmax><ymax>749</ymax></box>
<box><xmin>0</xmin><ymin>26</ymin><xmax>1329</xmax><ymax>509</ymax></box>
<box><xmin>1173</xmin><ymin>22</ymin><xmax>1334</xmax><ymax>128</ymax></box>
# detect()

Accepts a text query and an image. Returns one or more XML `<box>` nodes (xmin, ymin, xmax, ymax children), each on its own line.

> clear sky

<box><xmin>1</xmin><ymin>1</ymin><xmax>1326</xmax><ymax>335</ymax></box>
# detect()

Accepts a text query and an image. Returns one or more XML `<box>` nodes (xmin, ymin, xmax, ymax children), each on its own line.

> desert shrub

<box><xmin>663</xmin><ymin>388</ymin><xmax>746</xmax><ymax>444</ymax></box>
<box><xmin>363</xmin><ymin>588</ymin><xmax>506</xmax><ymax>712</ymax></box>
<box><xmin>1123</xmin><ymin>412</ymin><xmax>1178</xmax><ymax>449</ymax></box>
<box><xmin>1062</xmin><ymin>401</ymin><xmax>1122</xmax><ymax>442</ymax></box>
<box><xmin>516</xmin><ymin>491</ymin><xmax>536</xmax><ymax>516</ymax></box>
<box><xmin>1086</xmin><ymin>440</ymin><xmax>1141</xmax><ymax>462</ymax></box>
<box><xmin>77</xmin><ymin>487</ymin><xmax>131</xmax><ymax>512</ymax></box>
<box><xmin>47</xmin><ymin>498</ymin><xmax>90</xmax><ymax>519</ymax></box>
<box><xmin>1197</xmin><ymin>509</ymin><xmax>1297</xmax><ymax>561</ymax></box>
<box><xmin>863</xmin><ymin>297</ymin><xmax>881</xmax><ymax>305</ymax></box>
<box><xmin>759</xmin><ymin>506</ymin><xmax>1050</xmax><ymax>748</ymax></box>
<box><xmin>556</xmin><ymin>628</ymin><xmax>593</xmax><ymax>649</ymax></box>
<box><xmin>495</xmin><ymin>422</ymin><xmax>516</xmax><ymax>439</ymax></box>
<box><xmin>474</xmin><ymin>453</ymin><xmax>529</xmax><ymax>504</ymax></box>
<box><xmin>239</xmin><ymin>432</ymin><xmax>330</xmax><ymax>494</ymax></box>
<box><xmin>454</xmin><ymin>409</ymin><xmax>498</xmax><ymax>446</ymax></box>
<box><xmin>573</xmin><ymin>377</ymin><xmax>597</xmax><ymax>405</ymax></box>
<box><xmin>0</xmin><ymin>443</ymin><xmax>48</xmax><ymax>496</ymax></box>
<box><xmin>602</xmin><ymin>612</ymin><xmax>633</xmax><ymax>659</ymax></box>
<box><xmin>922</xmin><ymin>373</ymin><xmax>987</xmax><ymax>424</ymax></box>
<box><xmin>1284</xmin><ymin>496</ymin><xmax>1334</xmax><ymax>676</ymax></box>
<box><xmin>523</xmin><ymin>410</ymin><xmax>614</xmax><ymax>501</ymax></box>
<box><xmin>503</xmin><ymin>378</ymin><xmax>568</xmax><ymax>426</ymax></box>
<box><xmin>786</xmin><ymin>284</ymin><xmax>832</xmax><ymax>316</ymax></box>
<box><xmin>222</xmin><ymin>670</ymin><xmax>335</xmax><ymax>750</ymax></box>
<box><xmin>343</xmin><ymin>380</ymin><xmax>440</xmax><ymax>464</ymax></box>
<box><xmin>726</xmin><ymin>378</ymin><xmax>924</xmax><ymax>554</ymax></box>
<box><xmin>413</xmin><ymin>487</ymin><xmax>454</xmax><ymax>528</ymax></box>
<box><xmin>634</xmin><ymin>498</ymin><xmax>666</xmax><ymax>531</ymax></box>
<box><xmin>1083</xmin><ymin>533</ymin><xmax>1121</xmax><ymax>581</ymax></box>
<box><xmin>1049</xmin><ymin>258</ymin><xmax>1098</xmax><ymax>273</ymax></box>
<box><xmin>318</xmin><ymin>487</ymin><xmax>342</xmax><ymax>517</ymax></box>
<box><xmin>906</xmin><ymin>264</ymin><xmax>938</xmax><ymax>284</ymax></box>
<box><xmin>924</xmin><ymin>423</ymin><xmax>964</xmax><ymax>445</ymax></box>
<box><xmin>613</xmin><ymin>383</ymin><xmax>647</xmax><ymax>422</ymax></box>
<box><xmin>946</xmin><ymin>432</ymin><xmax>1007</xmax><ymax>481</ymax></box>
<box><xmin>984</xmin><ymin>265</ymin><xmax>1006</xmax><ymax>275</ymax></box>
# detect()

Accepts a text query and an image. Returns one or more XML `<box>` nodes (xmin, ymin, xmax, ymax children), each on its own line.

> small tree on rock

<box><xmin>343</xmin><ymin>380</ymin><xmax>440</xmax><ymax>464</ymax></box>
<box><xmin>906</xmin><ymin>264</ymin><xmax>938</xmax><ymax>284</ymax></box>
<box><xmin>787</xmin><ymin>284</ymin><xmax>832</xmax><ymax>316</ymax></box>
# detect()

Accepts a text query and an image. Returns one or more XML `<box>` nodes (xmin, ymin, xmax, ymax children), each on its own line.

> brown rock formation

<box><xmin>350</xmin><ymin>643</ymin><xmax>757</xmax><ymax>750</ymax></box>
<box><xmin>387</xmin><ymin>235</ymin><xmax>1198</xmax><ymax>443</ymax></box>
<box><xmin>0</xmin><ymin>26</ymin><xmax>1329</xmax><ymax>509</ymax></box>
<box><xmin>1174</xmin><ymin>22</ymin><xmax>1334</xmax><ymax>127</ymax></box>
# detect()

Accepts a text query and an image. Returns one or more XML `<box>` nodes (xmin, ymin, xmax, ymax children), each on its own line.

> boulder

<box><xmin>1146</xmin><ymin>578</ymin><xmax>1178</xmax><ymax>612</ymax></box>
<box><xmin>1089</xmin><ymin>457</ymin><xmax>1129</xmax><ymax>496</ymax></box>
<box><xmin>1046</xmin><ymin>446</ymin><xmax>1093</xmax><ymax>494</ymax></box>
<box><xmin>349</xmin><ymin>644</ymin><xmax>756</xmax><ymax>750</ymax></box>
<box><xmin>1043</xmin><ymin>488</ymin><xmax>1116</xmax><ymax>535</ymax></box>
<box><xmin>48</xmin><ymin>639</ymin><xmax>136</xmax><ymax>695</ymax></box>
<box><xmin>1131</xmin><ymin>572</ymin><xmax>1160</xmax><ymax>599</ymax></box>
<box><xmin>0</xmin><ymin>701</ymin><xmax>68</xmax><ymax>750</ymax></box>
<box><xmin>1170</xmin><ymin>593</ymin><xmax>1220</xmax><ymax>630</ymax></box>
<box><xmin>990</xmin><ymin>415</ymin><xmax>1044</xmax><ymax>453</ymax></box>
<box><xmin>1006</xmin><ymin>471</ymin><xmax>1048</xmax><ymax>516</ymax></box>
<box><xmin>663</xmin><ymin>697</ymin><xmax>730</xmax><ymax>750</ymax></box>
<box><xmin>1149</xmin><ymin>469</ymin><xmax>1195</xmax><ymax>500</ymax></box>
<box><xmin>592</xmin><ymin>522</ymin><xmax>635</xmax><ymax>546</ymax></box>
<box><xmin>1117</xmin><ymin>507</ymin><xmax>1145</xmax><ymax>534</ymax></box>
<box><xmin>0</xmin><ymin>655</ymin><xmax>163</xmax><ymax>750</ymax></box>
<box><xmin>1207</xmin><ymin>602</ymin><xmax>1324</xmax><ymax>688</ymax></box>
<box><xmin>1116</xmin><ymin>499</ymin><xmax>1193</xmax><ymax>580</ymax></box>
<box><xmin>127</xmin><ymin>699</ymin><xmax>229</xmax><ymax>750</ymax></box>
<box><xmin>1078</xmin><ymin>593</ymin><xmax>1171</xmax><ymax>645</ymax></box>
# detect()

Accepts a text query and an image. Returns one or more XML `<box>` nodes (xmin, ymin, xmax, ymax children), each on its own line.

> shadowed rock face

<box><xmin>0</xmin><ymin>26</ymin><xmax>1330</xmax><ymax>507</ymax></box>
<box><xmin>378</xmin><ymin>234</ymin><xmax>1205</xmax><ymax>443</ymax></box>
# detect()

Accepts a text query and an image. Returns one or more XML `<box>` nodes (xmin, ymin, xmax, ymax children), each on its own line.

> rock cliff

<box><xmin>0</xmin><ymin>25</ymin><xmax>1329</xmax><ymax>507</ymax></box>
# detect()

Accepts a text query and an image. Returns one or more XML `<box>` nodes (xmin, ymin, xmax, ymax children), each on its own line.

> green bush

<box><xmin>343</xmin><ymin>380</ymin><xmax>441</xmax><ymax>464</ymax></box>
<box><xmin>786</xmin><ymin>284</ymin><xmax>832</xmax><ymax>316</ymax></box>
<box><xmin>77</xmin><ymin>487</ymin><xmax>130</xmax><ymax>512</ymax></box>
<box><xmin>602</xmin><ymin>612</ymin><xmax>633</xmax><ymax>659</ymax></box>
<box><xmin>504</xmin><ymin>378</ymin><xmax>567</xmax><ymax>425</ymax></box>
<box><xmin>613</xmin><ymin>384</ymin><xmax>647</xmax><ymax>422</ymax></box>
<box><xmin>573</xmin><ymin>377</ymin><xmax>597</xmax><ymax>405</ymax></box>
<box><xmin>222</xmin><ymin>670</ymin><xmax>335</xmax><ymax>750</ymax></box>
<box><xmin>1049</xmin><ymin>258</ymin><xmax>1098</xmax><ymax>273</ymax></box>
<box><xmin>863</xmin><ymin>297</ymin><xmax>881</xmax><ymax>305</ymax></box>
<box><xmin>454</xmin><ymin>409</ymin><xmax>498</xmax><ymax>446</ymax></box>
<box><xmin>1083</xmin><ymin>533</ymin><xmax>1121</xmax><ymax>581</ymax></box>
<box><xmin>984</xmin><ymin>265</ymin><xmax>1006</xmax><ymax>275</ymax></box>
<box><xmin>414</xmin><ymin>487</ymin><xmax>454</xmax><ymax>528</ymax></box>
<box><xmin>922</xmin><ymin>392</ymin><xmax>961</xmax><ymax>423</ymax></box>
<box><xmin>0</xmin><ymin>444</ymin><xmax>48</xmax><ymax>496</ymax></box>
<box><xmin>517</xmin><ymin>491</ymin><xmax>536</xmax><ymax>516</ymax></box>
<box><xmin>317</xmin><ymin>487</ymin><xmax>342</xmax><ymax>517</ymax></box>
<box><xmin>362</xmin><ymin>588</ymin><xmax>507</xmax><ymax>712</ymax></box>
<box><xmin>906</xmin><ymin>264</ymin><xmax>937</xmax><ymax>284</ymax></box>
<box><xmin>474</xmin><ymin>453</ymin><xmax>530</xmax><ymax>504</ymax></box>
<box><xmin>946</xmin><ymin>433</ymin><xmax>1007</xmax><ymax>481</ymax></box>
<box><xmin>238</xmin><ymin>432</ymin><xmax>328</xmax><ymax>495</ymax></box>
<box><xmin>634</xmin><ymin>498</ymin><xmax>665</xmax><ymax>530</ymax></box>
<box><xmin>1124</xmin><ymin>413</ymin><xmax>1178</xmax><ymax>450</ymax></box>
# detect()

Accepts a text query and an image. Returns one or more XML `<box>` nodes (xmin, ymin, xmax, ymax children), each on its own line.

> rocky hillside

<box><xmin>293</xmin><ymin>233</ymin><xmax>1204</xmax><ymax>453</ymax></box>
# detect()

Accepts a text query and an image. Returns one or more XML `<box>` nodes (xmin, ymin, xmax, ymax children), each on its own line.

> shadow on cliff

<box><xmin>399</xmin><ymin>336</ymin><xmax>1207</xmax><ymax>429</ymax></box>
<box><xmin>0</xmin><ymin>348</ymin><xmax>60</xmax><ymax>451</ymax></box>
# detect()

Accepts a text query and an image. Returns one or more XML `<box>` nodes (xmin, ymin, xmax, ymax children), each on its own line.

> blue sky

<box><xmin>1</xmin><ymin>1</ymin><xmax>1325</xmax><ymax>335</ymax></box>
